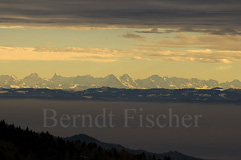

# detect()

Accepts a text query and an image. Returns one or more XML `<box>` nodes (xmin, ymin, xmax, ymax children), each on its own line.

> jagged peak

<box><xmin>25</xmin><ymin>73</ymin><xmax>40</xmax><ymax>79</ymax></box>
<box><xmin>105</xmin><ymin>74</ymin><xmax>117</xmax><ymax>79</ymax></box>
<box><xmin>51</xmin><ymin>73</ymin><xmax>62</xmax><ymax>79</ymax></box>
<box><xmin>120</xmin><ymin>74</ymin><xmax>133</xmax><ymax>80</ymax></box>
<box><xmin>121</xmin><ymin>73</ymin><xmax>131</xmax><ymax>77</ymax></box>
<box><xmin>149</xmin><ymin>74</ymin><xmax>161</xmax><ymax>79</ymax></box>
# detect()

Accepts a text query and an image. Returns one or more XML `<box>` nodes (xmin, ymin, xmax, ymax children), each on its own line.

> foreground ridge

<box><xmin>66</xmin><ymin>134</ymin><xmax>204</xmax><ymax>160</ymax></box>
<box><xmin>0</xmin><ymin>120</ymin><xmax>204</xmax><ymax>160</ymax></box>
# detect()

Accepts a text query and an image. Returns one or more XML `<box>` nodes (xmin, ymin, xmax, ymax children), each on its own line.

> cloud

<box><xmin>131</xmin><ymin>56</ymin><xmax>151</xmax><ymax>61</ymax></box>
<box><xmin>0</xmin><ymin>25</ymin><xmax>24</xmax><ymax>29</ymax></box>
<box><xmin>141</xmin><ymin>33</ymin><xmax>241</xmax><ymax>51</ymax></box>
<box><xmin>0</xmin><ymin>46</ymin><xmax>118</xmax><ymax>62</ymax></box>
<box><xmin>136</xmin><ymin>28</ymin><xmax>177</xmax><ymax>34</ymax></box>
<box><xmin>136</xmin><ymin>28</ymin><xmax>241</xmax><ymax>35</ymax></box>
<box><xmin>217</xmin><ymin>66</ymin><xmax>232</xmax><ymax>70</ymax></box>
<box><xmin>143</xmin><ymin>49</ymin><xmax>240</xmax><ymax>64</ymax></box>
<box><xmin>1</xmin><ymin>46</ymin><xmax>241</xmax><ymax>64</ymax></box>
<box><xmin>0</xmin><ymin>0</ymin><xmax>241</xmax><ymax>34</ymax></box>
<box><xmin>122</xmin><ymin>33</ymin><xmax>145</xmax><ymax>41</ymax></box>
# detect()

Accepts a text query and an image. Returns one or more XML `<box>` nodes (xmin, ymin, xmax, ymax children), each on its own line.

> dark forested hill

<box><xmin>66</xmin><ymin>134</ymin><xmax>204</xmax><ymax>160</ymax></box>
<box><xmin>0</xmin><ymin>120</ymin><xmax>167</xmax><ymax>160</ymax></box>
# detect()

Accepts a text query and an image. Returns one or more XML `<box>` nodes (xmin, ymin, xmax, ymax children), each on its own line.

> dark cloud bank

<box><xmin>1</xmin><ymin>0</ymin><xmax>241</xmax><ymax>34</ymax></box>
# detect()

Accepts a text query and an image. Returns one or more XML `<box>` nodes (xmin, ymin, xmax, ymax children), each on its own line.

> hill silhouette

<box><xmin>0</xmin><ymin>120</ymin><xmax>169</xmax><ymax>160</ymax></box>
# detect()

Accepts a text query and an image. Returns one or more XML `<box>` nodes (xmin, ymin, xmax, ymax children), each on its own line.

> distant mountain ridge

<box><xmin>1</xmin><ymin>87</ymin><xmax>241</xmax><ymax>103</ymax></box>
<box><xmin>1</xmin><ymin>73</ymin><xmax>241</xmax><ymax>90</ymax></box>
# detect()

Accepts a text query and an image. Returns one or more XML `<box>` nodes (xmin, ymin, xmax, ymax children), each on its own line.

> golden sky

<box><xmin>0</xmin><ymin>0</ymin><xmax>241</xmax><ymax>82</ymax></box>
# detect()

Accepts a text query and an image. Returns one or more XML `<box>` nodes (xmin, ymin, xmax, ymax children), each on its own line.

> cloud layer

<box><xmin>1</xmin><ymin>46</ymin><xmax>241</xmax><ymax>64</ymax></box>
<box><xmin>141</xmin><ymin>33</ymin><xmax>241</xmax><ymax>51</ymax></box>
<box><xmin>1</xmin><ymin>0</ymin><xmax>241</xmax><ymax>34</ymax></box>
<box><xmin>122</xmin><ymin>33</ymin><xmax>145</xmax><ymax>41</ymax></box>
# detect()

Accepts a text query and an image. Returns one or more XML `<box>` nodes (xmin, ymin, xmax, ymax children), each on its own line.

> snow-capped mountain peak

<box><xmin>0</xmin><ymin>73</ymin><xmax>241</xmax><ymax>91</ymax></box>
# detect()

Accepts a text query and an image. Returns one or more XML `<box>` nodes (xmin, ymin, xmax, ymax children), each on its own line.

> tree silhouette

<box><xmin>0</xmin><ymin>120</ymin><xmax>160</xmax><ymax>160</ymax></box>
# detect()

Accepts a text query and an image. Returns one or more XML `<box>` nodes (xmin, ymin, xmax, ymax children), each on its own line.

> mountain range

<box><xmin>1</xmin><ymin>73</ymin><xmax>241</xmax><ymax>90</ymax></box>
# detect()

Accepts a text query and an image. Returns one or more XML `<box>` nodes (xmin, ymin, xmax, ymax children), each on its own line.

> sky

<box><xmin>0</xmin><ymin>0</ymin><xmax>241</xmax><ymax>82</ymax></box>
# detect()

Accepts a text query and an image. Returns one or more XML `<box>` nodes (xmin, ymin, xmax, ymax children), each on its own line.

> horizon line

<box><xmin>1</xmin><ymin>72</ymin><xmax>240</xmax><ymax>83</ymax></box>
